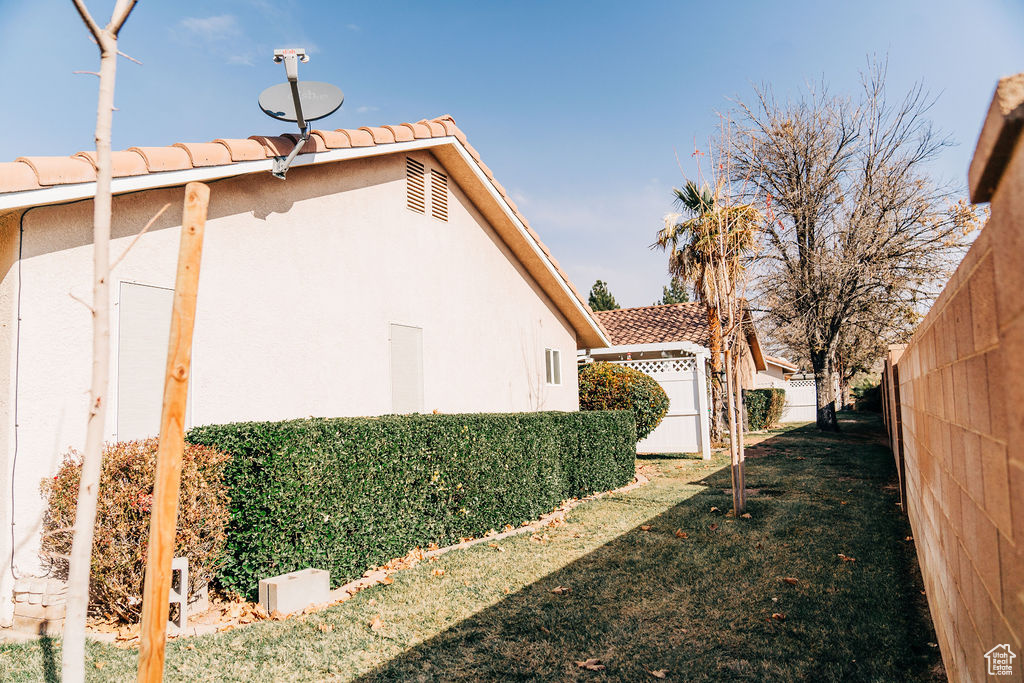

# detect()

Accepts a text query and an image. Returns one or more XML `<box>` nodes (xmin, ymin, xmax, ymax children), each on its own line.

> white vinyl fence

<box><xmin>613</xmin><ymin>355</ymin><xmax>711</xmax><ymax>458</ymax></box>
<box><xmin>781</xmin><ymin>377</ymin><xmax>817</xmax><ymax>422</ymax></box>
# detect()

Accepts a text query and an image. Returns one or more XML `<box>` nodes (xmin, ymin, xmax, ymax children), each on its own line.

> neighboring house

<box><xmin>753</xmin><ymin>355</ymin><xmax>818</xmax><ymax>423</ymax></box>
<box><xmin>0</xmin><ymin>115</ymin><xmax>610</xmax><ymax>621</ymax></box>
<box><xmin>754</xmin><ymin>354</ymin><xmax>799</xmax><ymax>388</ymax></box>
<box><xmin>580</xmin><ymin>302</ymin><xmax>767</xmax><ymax>459</ymax></box>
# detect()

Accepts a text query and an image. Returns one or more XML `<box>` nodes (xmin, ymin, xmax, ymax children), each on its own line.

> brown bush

<box><xmin>40</xmin><ymin>439</ymin><xmax>231</xmax><ymax>623</ymax></box>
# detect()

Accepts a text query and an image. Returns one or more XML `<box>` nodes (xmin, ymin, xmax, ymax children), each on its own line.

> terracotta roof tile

<box><xmin>342</xmin><ymin>128</ymin><xmax>374</xmax><ymax>147</ymax></box>
<box><xmin>16</xmin><ymin>156</ymin><xmax>96</xmax><ymax>186</ymax></box>
<box><xmin>361</xmin><ymin>126</ymin><xmax>395</xmax><ymax>144</ymax></box>
<box><xmin>213</xmin><ymin>138</ymin><xmax>267</xmax><ymax>162</ymax></box>
<box><xmin>248</xmin><ymin>135</ymin><xmax>295</xmax><ymax>157</ymax></box>
<box><xmin>422</xmin><ymin>120</ymin><xmax>447</xmax><ymax>137</ymax></box>
<box><xmin>594</xmin><ymin>303</ymin><xmax>710</xmax><ymax>347</ymax></box>
<box><xmin>383</xmin><ymin>124</ymin><xmax>414</xmax><ymax>143</ymax></box>
<box><xmin>407</xmin><ymin>122</ymin><xmax>432</xmax><ymax>139</ymax></box>
<box><xmin>312</xmin><ymin>129</ymin><xmax>351</xmax><ymax>148</ymax></box>
<box><xmin>282</xmin><ymin>134</ymin><xmax>327</xmax><ymax>153</ymax></box>
<box><xmin>0</xmin><ymin>162</ymin><xmax>40</xmax><ymax>192</ymax></box>
<box><xmin>128</xmin><ymin>146</ymin><xmax>192</xmax><ymax>172</ymax></box>
<box><xmin>173</xmin><ymin>142</ymin><xmax>232</xmax><ymax>167</ymax></box>
<box><xmin>73</xmin><ymin>150</ymin><xmax>149</xmax><ymax>177</ymax></box>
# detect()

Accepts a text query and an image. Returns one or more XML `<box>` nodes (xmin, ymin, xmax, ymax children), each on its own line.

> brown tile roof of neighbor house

<box><xmin>593</xmin><ymin>303</ymin><xmax>710</xmax><ymax>347</ymax></box>
<box><xmin>0</xmin><ymin>114</ymin><xmax>610</xmax><ymax>348</ymax></box>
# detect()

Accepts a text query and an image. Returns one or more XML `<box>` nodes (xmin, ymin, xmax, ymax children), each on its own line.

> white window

<box><xmin>117</xmin><ymin>282</ymin><xmax>190</xmax><ymax>440</ymax></box>
<box><xmin>390</xmin><ymin>324</ymin><xmax>424</xmax><ymax>413</ymax></box>
<box><xmin>545</xmin><ymin>348</ymin><xmax>561</xmax><ymax>385</ymax></box>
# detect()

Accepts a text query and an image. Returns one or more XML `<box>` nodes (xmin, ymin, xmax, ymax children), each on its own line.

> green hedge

<box><xmin>186</xmin><ymin>410</ymin><xmax>635</xmax><ymax>599</ymax></box>
<box><xmin>744</xmin><ymin>388</ymin><xmax>786</xmax><ymax>430</ymax></box>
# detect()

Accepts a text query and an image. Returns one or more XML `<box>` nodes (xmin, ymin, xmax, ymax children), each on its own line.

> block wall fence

<box><xmin>882</xmin><ymin>74</ymin><xmax>1024</xmax><ymax>682</ymax></box>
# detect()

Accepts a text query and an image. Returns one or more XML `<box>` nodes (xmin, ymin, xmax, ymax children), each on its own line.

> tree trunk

<box><xmin>706</xmin><ymin>305</ymin><xmax>724</xmax><ymax>443</ymax></box>
<box><xmin>811</xmin><ymin>350</ymin><xmax>839</xmax><ymax>431</ymax></box>
<box><xmin>62</xmin><ymin>33</ymin><xmax>118</xmax><ymax>683</ymax></box>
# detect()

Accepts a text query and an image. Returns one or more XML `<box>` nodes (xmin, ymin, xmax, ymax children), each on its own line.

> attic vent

<box><xmin>431</xmin><ymin>169</ymin><xmax>448</xmax><ymax>221</ymax></box>
<box><xmin>406</xmin><ymin>157</ymin><xmax>425</xmax><ymax>213</ymax></box>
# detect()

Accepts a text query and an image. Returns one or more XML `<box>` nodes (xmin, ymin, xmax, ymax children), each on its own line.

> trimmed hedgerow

<box><xmin>577</xmin><ymin>362</ymin><xmax>670</xmax><ymax>441</ymax></box>
<box><xmin>745</xmin><ymin>388</ymin><xmax>787</xmax><ymax>430</ymax></box>
<box><xmin>186</xmin><ymin>410</ymin><xmax>635</xmax><ymax>599</ymax></box>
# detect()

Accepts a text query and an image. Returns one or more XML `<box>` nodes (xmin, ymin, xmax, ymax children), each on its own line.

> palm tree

<box><xmin>654</xmin><ymin>180</ymin><xmax>760</xmax><ymax>442</ymax></box>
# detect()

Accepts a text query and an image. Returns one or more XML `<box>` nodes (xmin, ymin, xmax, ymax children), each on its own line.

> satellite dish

<box><xmin>259</xmin><ymin>82</ymin><xmax>344</xmax><ymax>123</ymax></box>
<box><xmin>258</xmin><ymin>48</ymin><xmax>345</xmax><ymax>179</ymax></box>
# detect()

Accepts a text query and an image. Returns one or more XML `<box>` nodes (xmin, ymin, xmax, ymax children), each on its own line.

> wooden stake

<box><xmin>724</xmin><ymin>348</ymin><xmax>743</xmax><ymax>516</ymax></box>
<box><xmin>137</xmin><ymin>182</ymin><xmax>209</xmax><ymax>683</ymax></box>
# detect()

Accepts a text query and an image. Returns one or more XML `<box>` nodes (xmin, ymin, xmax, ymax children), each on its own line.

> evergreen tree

<box><xmin>588</xmin><ymin>280</ymin><xmax>619</xmax><ymax>311</ymax></box>
<box><xmin>655</xmin><ymin>276</ymin><xmax>690</xmax><ymax>305</ymax></box>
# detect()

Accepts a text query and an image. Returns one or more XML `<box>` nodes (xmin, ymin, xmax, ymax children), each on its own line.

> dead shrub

<box><xmin>40</xmin><ymin>439</ymin><xmax>230</xmax><ymax>623</ymax></box>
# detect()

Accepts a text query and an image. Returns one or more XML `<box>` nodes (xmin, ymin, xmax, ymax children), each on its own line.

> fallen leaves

<box><xmin>551</xmin><ymin>585</ymin><xmax>572</xmax><ymax>595</ymax></box>
<box><xmin>708</xmin><ymin>523</ymin><xmax>719</xmax><ymax>531</ymax></box>
<box><xmin>740</xmin><ymin>513</ymin><xmax>752</xmax><ymax>519</ymax></box>
<box><xmin>648</xmin><ymin>668</ymin><xmax>668</xmax><ymax>678</ymax></box>
<box><xmin>837</xmin><ymin>553</ymin><xmax>857</xmax><ymax>562</ymax></box>
<box><xmin>781</xmin><ymin>577</ymin><xmax>799</xmax><ymax>585</ymax></box>
<box><xmin>576</xmin><ymin>658</ymin><xmax>605</xmax><ymax>671</ymax></box>
<box><xmin>487</xmin><ymin>543</ymin><xmax>504</xmax><ymax>552</ymax></box>
<box><xmin>640</xmin><ymin>525</ymin><xmax>653</xmax><ymax>532</ymax></box>
<box><xmin>318</xmin><ymin>623</ymin><xmax>334</xmax><ymax>633</ymax></box>
<box><xmin>710</xmin><ymin>506</ymin><xmax>719</xmax><ymax>512</ymax></box>
<box><xmin>368</xmin><ymin>615</ymin><xmax>384</xmax><ymax>634</ymax></box>
<box><xmin>771</xmin><ymin>612</ymin><xmax>787</xmax><ymax>621</ymax></box>
<box><xmin>432</xmin><ymin>568</ymin><xmax>445</xmax><ymax>577</ymax></box>
<box><xmin>674</xmin><ymin>529</ymin><xmax>688</xmax><ymax>539</ymax></box>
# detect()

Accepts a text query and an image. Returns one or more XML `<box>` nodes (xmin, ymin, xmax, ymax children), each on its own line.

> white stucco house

<box><xmin>0</xmin><ymin>115</ymin><xmax>611</xmax><ymax>621</ymax></box>
<box><xmin>580</xmin><ymin>303</ymin><xmax>767</xmax><ymax>459</ymax></box>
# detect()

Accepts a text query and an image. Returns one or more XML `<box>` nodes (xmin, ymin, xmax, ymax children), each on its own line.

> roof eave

<box><xmin>0</xmin><ymin>135</ymin><xmax>610</xmax><ymax>349</ymax></box>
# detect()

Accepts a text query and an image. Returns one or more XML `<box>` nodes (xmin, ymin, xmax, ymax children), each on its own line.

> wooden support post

<box><xmin>137</xmin><ymin>182</ymin><xmax>209</xmax><ymax>683</ymax></box>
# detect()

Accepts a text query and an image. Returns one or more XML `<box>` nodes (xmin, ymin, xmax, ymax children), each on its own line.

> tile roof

<box><xmin>0</xmin><ymin>114</ymin><xmax>607</xmax><ymax>347</ymax></box>
<box><xmin>594</xmin><ymin>303</ymin><xmax>710</xmax><ymax>347</ymax></box>
<box><xmin>0</xmin><ymin>115</ymin><xmax>471</xmax><ymax>193</ymax></box>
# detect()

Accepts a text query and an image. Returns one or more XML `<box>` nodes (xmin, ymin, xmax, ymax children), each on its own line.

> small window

<box><xmin>545</xmin><ymin>348</ymin><xmax>561</xmax><ymax>385</ymax></box>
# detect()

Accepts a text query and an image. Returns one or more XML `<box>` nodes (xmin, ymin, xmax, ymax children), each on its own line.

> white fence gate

<box><xmin>781</xmin><ymin>377</ymin><xmax>817</xmax><ymax>422</ymax></box>
<box><xmin>613</xmin><ymin>356</ymin><xmax>710</xmax><ymax>458</ymax></box>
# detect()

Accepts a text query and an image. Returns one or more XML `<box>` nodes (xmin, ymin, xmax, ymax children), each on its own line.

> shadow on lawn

<box><xmin>357</xmin><ymin>413</ymin><xmax>940</xmax><ymax>682</ymax></box>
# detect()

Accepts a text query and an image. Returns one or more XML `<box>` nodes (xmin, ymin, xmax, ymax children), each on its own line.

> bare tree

<box><xmin>64</xmin><ymin>1</ymin><xmax>137</xmax><ymax>680</ymax></box>
<box><xmin>731</xmin><ymin>60</ymin><xmax>981</xmax><ymax>430</ymax></box>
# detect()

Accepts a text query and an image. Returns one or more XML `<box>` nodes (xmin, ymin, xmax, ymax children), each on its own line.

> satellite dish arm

<box><xmin>271</xmin><ymin>48</ymin><xmax>310</xmax><ymax>179</ymax></box>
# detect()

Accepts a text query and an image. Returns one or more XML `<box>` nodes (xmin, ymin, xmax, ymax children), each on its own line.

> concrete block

<box><xmin>12</xmin><ymin>615</ymin><xmax>63</xmax><ymax>636</ymax></box>
<box><xmin>14</xmin><ymin>603</ymin><xmax>64</xmax><ymax>621</ymax></box>
<box><xmin>259</xmin><ymin>568</ymin><xmax>329</xmax><ymax>615</ymax></box>
<box><xmin>980</xmin><ymin>437</ymin><xmax>1012</xmax><ymax>535</ymax></box>
<box><xmin>970</xmin><ymin>254</ymin><xmax>998</xmax><ymax>351</ymax></box>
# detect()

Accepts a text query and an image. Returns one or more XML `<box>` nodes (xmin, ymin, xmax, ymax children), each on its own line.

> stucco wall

<box><xmin>3</xmin><ymin>149</ymin><xmax>580</xmax><ymax>585</ymax></box>
<box><xmin>881</xmin><ymin>92</ymin><xmax>1024</xmax><ymax>679</ymax></box>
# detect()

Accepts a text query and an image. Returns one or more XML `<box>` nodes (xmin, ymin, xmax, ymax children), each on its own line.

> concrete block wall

<box><xmin>883</xmin><ymin>74</ymin><xmax>1024</xmax><ymax>682</ymax></box>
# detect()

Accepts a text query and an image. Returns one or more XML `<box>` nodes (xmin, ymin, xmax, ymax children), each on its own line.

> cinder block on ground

<box><xmin>259</xmin><ymin>568</ymin><xmax>330</xmax><ymax>615</ymax></box>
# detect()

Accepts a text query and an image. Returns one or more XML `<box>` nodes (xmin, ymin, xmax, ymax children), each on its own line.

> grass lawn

<box><xmin>0</xmin><ymin>412</ymin><xmax>941</xmax><ymax>681</ymax></box>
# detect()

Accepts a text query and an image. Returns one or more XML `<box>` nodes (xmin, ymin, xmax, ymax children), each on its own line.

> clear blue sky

<box><xmin>1</xmin><ymin>0</ymin><xmax>1022</xmax><ymax>307</ymax></box>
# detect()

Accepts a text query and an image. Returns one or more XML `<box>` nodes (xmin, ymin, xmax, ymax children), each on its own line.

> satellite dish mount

<box><xmin>259</xmin><ymin>48</ymin><xmax>345</xmax><ymax>179</ymax></box>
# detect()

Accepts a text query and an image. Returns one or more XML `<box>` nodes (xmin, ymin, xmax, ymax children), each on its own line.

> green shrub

<box><xmin>852</xmin><ymin>379</ymin><xmax>883</xmax><ymax>412</ymax></box>
<box><xmin>577</xmin><ymin>362</ymin><xmax>670</xmax><ymax>440</ymax></box>
<box><xmin>186</xmin><ymin>410</ymin><xmax>635</xmax><ymax>599</ymax></box>
<box><xmin>40</xmin><ymin>440</ymin><xmax>231</xmax><ymax>623</ymax></box>
<box><xmin>744</xmin><ymin>388</ymin><xmax>786</xmax><ymax>430</ymax></box>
